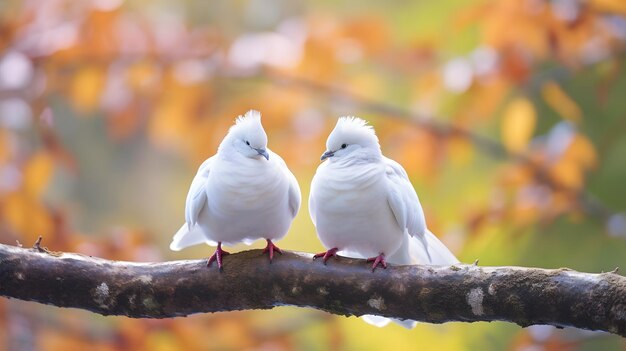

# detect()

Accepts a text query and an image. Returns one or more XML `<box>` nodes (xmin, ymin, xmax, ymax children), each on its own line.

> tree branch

<box><xmin>1</xmin><ymin>243</ymin><xmax>625</xmax><ymax>336</ymax></box>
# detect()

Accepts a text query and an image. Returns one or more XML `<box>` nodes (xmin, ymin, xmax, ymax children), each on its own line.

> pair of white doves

<box><xmin>170</xmin><ymin>110</ymin><xmax>459</xmax><ymax>329</ymax></box>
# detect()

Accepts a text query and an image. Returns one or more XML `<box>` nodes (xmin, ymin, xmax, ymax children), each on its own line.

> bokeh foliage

<box><xmin>1</xmin><ymin>0</ymin><xmax>626</xmax><ymax>349</ymax></box>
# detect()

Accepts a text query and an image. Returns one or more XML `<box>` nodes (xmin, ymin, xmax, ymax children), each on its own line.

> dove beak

<box><xmin>255</xmin><ymin>148</ymin><xmax>270</xmax><ymax>160</ymax></box>
<box><xmin>320</xmin><ymin>150</ymin><xmax>334</xmax><ymax>161</ymax></box>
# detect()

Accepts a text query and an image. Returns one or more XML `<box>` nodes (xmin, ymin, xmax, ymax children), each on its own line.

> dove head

<box><xmin>221</xmin><ymin>110</ymin><xmax>269</xmax><ymax>160</ymax></box>
<box><xmin>321</xmin><ymin>116</ymin><xmax>381</xmax><ymax>162</ymax></box>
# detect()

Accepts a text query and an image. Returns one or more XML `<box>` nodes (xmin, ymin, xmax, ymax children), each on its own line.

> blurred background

<box><xmin>1</xmin><ymin>0</ymin><xmax>626</xmax><ymax>349</ymax></box>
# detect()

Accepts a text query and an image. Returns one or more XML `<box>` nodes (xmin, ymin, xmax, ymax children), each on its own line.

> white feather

<box><xmin>184</xmin><ymin>157</ymin><xmax>213</xmax><ymax>227</ymax></box>
<box><xmin>170</xmin><ymin>224</ymin><xmax>215</xmax><ymax>251</ymax></box>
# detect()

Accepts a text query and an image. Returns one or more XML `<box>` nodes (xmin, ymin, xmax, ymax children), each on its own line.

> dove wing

<box><xmin>308</xmin><ymin>188</ymin><xmax>317</xmax><ymax>226</ymax></box>
<box><xmin>170</xmin><ymin>157</ymin><xmax>215</xmax><ymax>251</ymax></box>
<box><xmin>273</xmin><ymin>151</ymin><xmax>301</xmax><ymax>218</ymax></box>
<box><xmin>287</xmin><ymin>171</ymin><xmax>301</xmax><ymax>218</ymax></box>
<box><xmin>308</xmin><ymin>162</ymin><xmax>328</xmax><ymax>226</ymax></box>
<box><xmin>384</xmin><ymin>157</ymin><xmax>426</xmax><ymax>238</ymax></box>
<box><xmin>384</xmin><ymin>156</ymin><xmax>458</xmax><ymax>265</ymax></box>
<box><xmin>185</xmin><ymin>156</ymin><xmax>214</xmax><ymax>227</ymax></box>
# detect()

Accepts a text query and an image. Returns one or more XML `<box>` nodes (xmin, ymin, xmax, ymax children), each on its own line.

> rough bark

<box><xmin>0</xmin><ymin>243</ymin><xmax>625</xmax><ymax>337</ymax></box>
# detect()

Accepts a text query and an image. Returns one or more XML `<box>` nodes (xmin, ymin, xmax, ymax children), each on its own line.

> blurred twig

<box><xmin>1</xmin><ymin>244</ymin><xmax>625</xmax><ymax>336</ymax></box>
<box><xmin>264</xmin><ymin>71</ymin><xmax>614</xmax><ymax>221</ymax></box>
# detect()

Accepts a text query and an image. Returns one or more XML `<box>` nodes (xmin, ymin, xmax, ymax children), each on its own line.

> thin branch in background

<box><xmin>264</xmin><ymin>71</ymin><xmax>615</xmax><ymax>221</ymax></box>
<box><xmin>0</xmin><ymin>53</ymin><xmax>618</xmax><ymax>221</ymax></box>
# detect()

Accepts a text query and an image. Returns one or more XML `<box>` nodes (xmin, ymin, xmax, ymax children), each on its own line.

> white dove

<box><xmin>309</xmin><ymin>116</ymin><xmax>459</xmax><ymax>328</ymax></box>
<box><xmin>170</xmin><ymin>110</ymin><xmax>301</xmax><ymax>270</ymax></box>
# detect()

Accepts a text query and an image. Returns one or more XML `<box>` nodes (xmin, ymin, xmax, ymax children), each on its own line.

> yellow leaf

<box><xmin>23</xmin><ymin>151</ymin><xmax>54</xmax><ymax>197</ymax></box>
<box><xmin>144</xmin><ymin>331</ymin><xmax>182</xmax><ymax>351</ymax></box>
<box><xmin>501</xmin><ymin>97</ymin><xmax>536</xmax><ymax>152</ymax></box>
<box><xmin>447</xmin><ymin>135</ymin><xmax>474</xmax><ymax>166</ymax></box>
<box><xmin>3</xmin><ymin>193</ymin><xmax>27</xmax><ymax>235</ymax></box>
<box><xmin>70</xmin><ymin>65</ymin><xmax>106</xmax><ymax>113</ymax></box>
<box><xmin>3</xmin><ymin>193</ymin><xmax>53</xmax><ymax>242</ymax></box>
<box><xmin>541</xmin><ymin>81</ymin><xmax>582</xmax><ymax>123</ymax></box>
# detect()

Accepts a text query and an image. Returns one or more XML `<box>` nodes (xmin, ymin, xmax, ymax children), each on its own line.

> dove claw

<box><xmin>366</xmin><ymin>253</ymin><xmax>387</xmax><ymax>272</ymax></box>
<box><xmin>262</xmin><ymin>239</ymin><xmax>283</xmax><ymax>262</ymax></box>
<box><xmin>207</xmin><ymin>242</ymin><xmax>230</xmax><ymax>270</ymax></box>
<box><xmin>313</xmin><ymin>247</ymin><xmax>339</xmax><ymax>264</ymax></box>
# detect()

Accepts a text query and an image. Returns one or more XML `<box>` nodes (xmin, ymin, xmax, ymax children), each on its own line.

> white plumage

<box><xmin>309</xmin><ymin>117</ymin><xmax>459</xmax><ymax>328</ymax></box>
<box><xmin>170</xmin><ymin>110</ymin><xmax>301</xmax><ymax>269</ymax></box>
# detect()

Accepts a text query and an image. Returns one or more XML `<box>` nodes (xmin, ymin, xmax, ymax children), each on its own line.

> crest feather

<box><xmin>336</xmin><ymin>116</ymin><xmax>378</xmax><ymax>142</ymax></box>
<box><xmin>221</xmin><ymin>109</ymin><xmax>267</xmax><ymax>153</ymax></box>
<box><xmin>236</xmin><ymin>110</ymin><xmax>261</xmax><ymax>125</ymax></box>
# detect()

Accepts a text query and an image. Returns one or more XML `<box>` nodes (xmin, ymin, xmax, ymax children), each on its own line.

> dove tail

<box><xmin>360</xmin><ymin>229</ymin><xmax>457</xmax><ymax>329</ymax></box>
<box><xmin>362</xmin><ymin>315</ymin><xmax>417</xmax><ymax>329</ymax></box>
<box><xmin>169</xmin><ymin>224</ymin><xmax>210</xmax><ymax>251</ymax></box>
<box><xmin>410</xmin><ymin>229</ymin><xmax>459</xmax><ymax>265</ymax></box>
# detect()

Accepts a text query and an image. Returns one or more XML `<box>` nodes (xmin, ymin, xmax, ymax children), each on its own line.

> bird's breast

<box><xmin>208</xmin><ymin>160</ymin><xmax>289</xmax><ymax>212</ymax></box>
<box><xmin>312</xmin><ymin>162</ymin><xmax>390</xmax><ymax>216</ymax></box>
<box><xmin>310</xmin><ymin>161</ymin><xmax>405</xmax><ymax>256</ymax></box>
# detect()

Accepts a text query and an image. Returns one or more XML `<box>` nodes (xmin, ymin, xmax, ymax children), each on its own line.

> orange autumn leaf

<box><xmin>148</xmin><ymin>84</ymin><xmax>203</xmax><ymax>148</ymax></box>
<box><xmin>468</xmin><ymin>77</ymin><xmax>511</xmax><ymax>121</ymax></box>
<box><xmin>541</xmin><ymin>81</ymin><xmax>582</xmax><ymax>123</ymax></box>
<box><xmin>390</xmin><ymin>128</ymin><xmax>440</xmax><ymax>182</ymax></box>
<box><xmin>70</xmin><ymin>65</ymin><xmax>106</xmax><ymax>113</ymax></box>
<box><xmin>568</xmin><ymin>134</ymin><xmax>598</xmax><ymax>170</ymax></box>
<box><xmin>3</xmin><ymin>193</ymin><xmax>53</xmax><ymax>242</ymax></box>
<box><xmin>79</xmin><ymin>9</ymin><xmax>120</xmax><ymax>58</ymax></box>
<box><xmin>23</xmin><ymin>151</ymin><xmax>54</xmax><ymax>198</ymax></box>
<box><xmin>501</xmin><ymin>97</ymin><xmax>536</xmax><ymax>153</ymax></box>
<box><xmin>0</xmin><ymin>129</ymin><xmax>11</xmax><ymax>163</ymax></box>
<box><xmin>546</xmin><ymin>133</ymin><xmax>597</xmax><ymax>191</ymax></box>
<box><xmin>590</xmin><ymin>0</ymin><xmax>626</xmax><ymax>15</ymax></box>
<box><xmin>480</xmin><ymin>1</ymin><xmax>551</xmax><ymax>59</ymax></box>
<box><xmin>498</xmin><ymin>162</ymin><xmax>535</xmax><ymax>189</ymax></box>
<box><xmin>548</xmin><ymin>157</ymin><xmax>584</xmax><ymax>190</ymax></box>
<box><xmin>547</xmin><ymin>12</ymin><xmax>597</xmax><ymax>62</ymax></box>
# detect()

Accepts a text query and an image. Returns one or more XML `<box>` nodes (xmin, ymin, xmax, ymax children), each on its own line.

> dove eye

<box><xmin>245</xmin><ymin>141</ymin><xmax>250</xmax><ymax>146</ymax></box>
<box><xmin>341</xmin><ymin>143</ymin><xmax>347</xmax><ymax>149</ymax></box>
